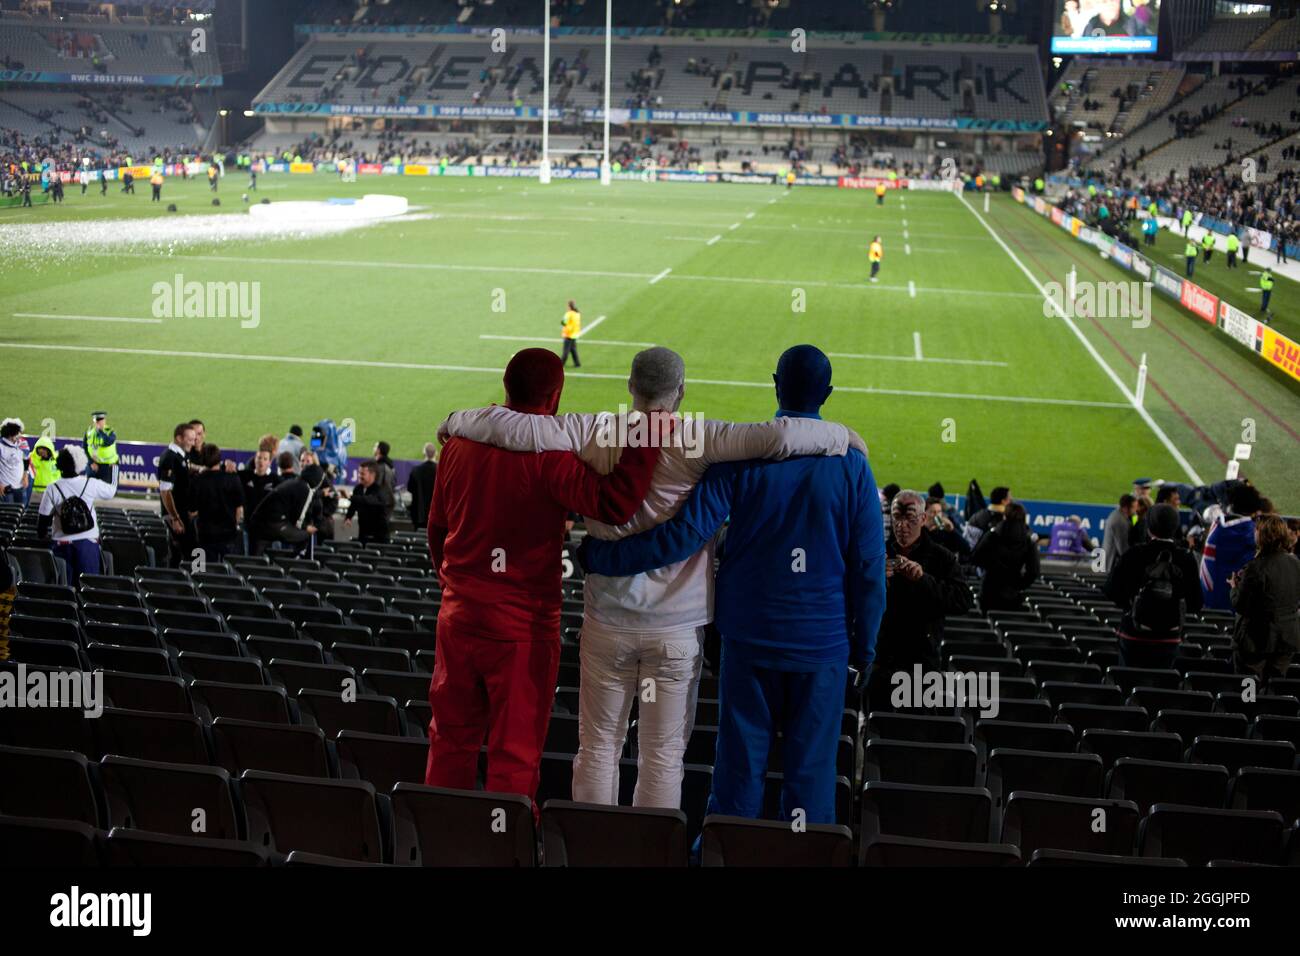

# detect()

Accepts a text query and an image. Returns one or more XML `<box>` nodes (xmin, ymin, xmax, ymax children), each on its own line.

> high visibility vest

<box><xmin>1148</xmin><ymin>202</ymin><xmax>1157</xmax><ymax>215</ymax></box>
<box><xmin>1184</xmin><ymin>242</ymin><xmax>1197</xmax><ymax>258</ymax></box>
<box><xmin>1034</xmin><ymin>178</ymin><xmax>1044</xmax><ymax>191</ymax></box>
<box><xmin>1202</xmin><ymin>233</ymin><xmax>1214</xmax><ymax>249</ymax></box>
<box><xmin>1182</xmin><ymin>211</ymin><xmax>1193</xmax><ymax>225</ymax></box>
<box><xmin>85</xmin><ymin>426</ymin><xmax>118</xmax><ymax>465</ymax></box>
<box><xmin>875</xmin><ymin>183</ymin><xmax>885</xmax><ymax>196</ymax></box>
<box><xmin>31</xmin><ymin>449</ymin><xmax>59</xmax><ymax>494</ymax></box>
<box><xmin>562</xmin><ymin>311</ymin><xmax>581</xmax><ymax>339</ymax></box>
<box><xmin>1227</xmin><ymin>235</ymin><xmax>1240</xmax><ymax>253</ymax></box>
<box><xmin>1260</xmin><ymin>273</ymin><xmax>1274</xmax><ymax>291</ymax></box>
<box><xmin>869</xmin><ymin>241</ymin><xmax>883</xmax><ymax>262</ymax></box>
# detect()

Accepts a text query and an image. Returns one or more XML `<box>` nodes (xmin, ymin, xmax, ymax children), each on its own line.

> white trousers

<box><xmin>570</xmin><ymin>618</ymin><xmax>705</xmax><ymax>809</ymax></box>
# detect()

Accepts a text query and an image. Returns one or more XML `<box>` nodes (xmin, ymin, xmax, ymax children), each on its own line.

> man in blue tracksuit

<box><xmin>579</xmin><ymin>345</ymin><xmax>886</xmax><ymax>824</ymax></box>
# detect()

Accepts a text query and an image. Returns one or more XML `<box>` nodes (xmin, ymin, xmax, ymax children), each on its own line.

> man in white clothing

<box><xmin>37</xmin><ymin>445</ymin><xmax>118</xmax><ymax>583</ymax></box>
<box><xmin>438</xmin><ymin>346</ymin><xmax>865</xmax><ymax>810</ymax></box>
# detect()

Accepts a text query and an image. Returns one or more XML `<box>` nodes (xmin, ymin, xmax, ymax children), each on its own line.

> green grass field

<box><xmin>1</xmin><ymin>174</ymin><xmax>1297</xmax><ymax>510</ymax></box>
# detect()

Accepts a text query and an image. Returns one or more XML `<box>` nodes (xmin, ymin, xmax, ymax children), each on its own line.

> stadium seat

<box><xmin>1188</xmin><ymin>736</ymin><xmax>1296</xmax><ymax>774</ymax></box>
<box><xmin>99</xmin><ymin>755</ymin><xmax>241</xmax><ymax>840</ymax></box>
<box><xmin>211</xmin><ymin>717</ymin><xmax>330</xmax><ymax>777</ymax></box>
<box><xmin>1138</xmin><ymin>804</ymin><xmax>1285</xmax><ymax>866</ymax></box>
<box><xmin>5</xmin><ymin>636</ymin><xmax>84</xmax><ymax>668</ymax></box>
<box><xmin>1027</xmin><ymin>848</ymin><xmax>1185</xmax><ymax>867</ymax></box>
<box><xmin>86</xmin><ymin>643</ymin><xmax>173</xmax><ymax>677</ymax></box>
<box><xmin>1104</xmin><ymin>667</ymin><xmax>1182</xmax><ymax>694</ymax></box>
<box><xmin>863</xmin><ymin>740</ymin><xmax>977</xmax><ymax>787</ymax></box>
<box><xmin>330</xmin><ymin>642</ymin><xmax>412</xmax><ymax>673</ymax></box>
<box><xmin>865</xmin><ymin>712</ymin><xmax>967</xmax><ymax>744</ymax></box>
<box><xmin>161</xmin><ymin>628</ymin><xmax>243</xmax><ymax>658</ymax></box>
<box><xmin>986</xmin><ymin>749</ymin><xmax>1103</xmax><ymax>804</ymax></box>
<box><xmin>226</xmin><ymin>617</ymin><xmax>297</xmax><ymax>641</ymax></box>
<box><xmin>699</xmin><ymin>815</ymin><xmax>853</xmax><ymax>866</ymax></box>
<box><xmin>84</xmin><ymin>622</ymin><xmax>160</xmax><ymax>649</ymax></box>
<box><xmin>1105</xmin><ymin>758</ymin><xmax>1230</xmax><ymax>814</ymax></box>
<box><xmin>1254</xmin><ymin>715</ymin><xmax>1300</xmax><ymax>748</ymax></box>
<box><xmin>297</xmin><ymin>689</ymin><xmax>402</xmax><ymax>737</ymax></box>
<box><xmin>239</xmin><ymin>770</ymin><xmax>385</xmax><ymax>863</ymax></box>
<box><xmin>1040</xmin><ymin>682</ymin><xmax>1124</xmax><ymax>708</ymax></box>
<box><xmin>336</xmin><ymin>731</ymin><xmax>430</xmax><ymax>792</ymax></box>
<box><xmin>390</xmin><ymin>784</ymin><xmax>535</xmax><ymax>866</ymax></box>
<box><xmin>999</xmin><ymin>793</ymin><xmax>1139</xmax><ymax>856</ymax></box>
<box><xmin>1216</xmin><ymin>693</ymin><xmax>1300</xmax><ymax>721</ymax></box>
<box><xmin>1228</xmin><ymin>768</ymin><xmax>1300</xmax><ymax>820</ymax></box>
<box><xmin>861</xmin><ymin>781</ymin><xmax>992</xmax><ymax>844</ymax></box>
<box><xmin>190</xmin><ymin>680</ymin><xmax>291</xmax><ymax>725</ymax></box>
<box><xmin>0</xmin><ymin>745</ymin><xmax>102</xmax><ymax>827</ymax></box>
<box><xmin>1153</xmin><ymin>709</ymin><xmax>1250</xmax><ymax>744</ymax></box>
<box><xmin>861</xmin><ymin>835</ymin><xmax>1020</xmax><ymax>866</ymax></box>
<box><xmin>9</xmin><ymin>548</ymin><xmax>68</xmax><ymax>585</ymax></box>
<box><xmin>1056</xmin><ymin>704</ymin><xmax>1149</xmax><ymax>733</ymax></box>
<box><xmin>7</xmin><ymin>614</ymin><xmax>83</xmax><ymax>646</ymax></box>
<box><xmin>1079</xmin><ymin>729</ymin><xmax>1184</xmax><ymax>769</ymax></box>
<box><xmin>540</xmin><ymin>800</ymin><xmax>688</xmax><ymax>867</ymax></box>
<box><xmin>177</xmin><ymin>652</ymin><xmax>266</xmax><ymax>685</ymax></box>
<box><xmin>266</xmin><ymin>659</ymin><xmax>355</xmax><ymax>696</ymax></box>
<box><xmin>360</xmin><ymin>668</ymin><xmax>430</xmax><ymax>705</ymax></box>
<box><xmin>96</xmin><ymin>708</ymin><xmax>209</xmax><ymax>765</ymax></box>
<box><xmin>101</xmin><ymin>671</ymin><xmax>191</xmax><ymax>714</ymax></box>
<box><xmin>101</xmin><ymin>828</ymin><xmax>271</xmax><ymax>866</ymax></box>
<box><xmin>1128</xmin><ymin>687</ymin><xmax>1214</xmax><ymax>714</ymax></box>
<box><xmin>0</xmin><ymin>814</ymin><xmax>101</xmax><ymax>866</ymax></box>
<box><xmin>975</xmin><ymin>721</ymin><xmax>1076</xmax><ymax>762</ymax></box>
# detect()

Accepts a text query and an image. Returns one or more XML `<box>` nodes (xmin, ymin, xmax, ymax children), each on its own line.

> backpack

<box><xmin>52</xmin><ymin>478</ymin><xmax>95</xmax><ymax>537</ymax></box>
<box><xmin>1130</xmin><ymin>549</ymin><xmax>1186</xmax><ymax>637</ymax></box>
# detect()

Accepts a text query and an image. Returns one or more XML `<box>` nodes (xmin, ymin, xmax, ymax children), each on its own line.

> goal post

<box><xmin>540</xmin><ymin>0</ymin><xmax>612</xmax><ymax>186</ymax></box>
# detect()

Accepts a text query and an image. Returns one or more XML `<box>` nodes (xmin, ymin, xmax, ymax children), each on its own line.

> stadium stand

<box><xmin>1181</xmin><ymin>15</ymin><xmax>1272</xmax><ymax>53</ymax></box>
<box><xmin>1050</xmin><ymin>60</ymin><xmax>1183</xmax><ymax>138</ymax></box>
<box><xmin>0</xmin><ymin>20</ymin><xmax>221</xmax><ymax>77</ymax></box>
<box><xmin>2</xmin><ymin>498</ymin><xmax>1297</xmax><ymax>867</ymax></box>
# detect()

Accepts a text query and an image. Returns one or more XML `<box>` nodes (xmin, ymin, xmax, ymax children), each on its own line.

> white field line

<box><xmin>908</xmin><ymin>281</ymin><xmax>916</xmax><ymax>298</ymax></box>
<box><xmin>649</xmin><ymin>267</ymin><xmax>671</xmax><ymax>284</ymax></box>
<box><xmin>13</xmin><ymin>312</ymin><xmax>163</xmax><ymax>325</ymax></box>
<box><xmin>578</xmin><ymin>315</ymin><xmax>607</xmax><ymax>337</ymax></box>
<box><xmin>706</xmin><ymin>234</ymin><xmax>721</xmax><ymax>246</ymax></box>
<box><xmin>0</xmin><ymin>341</ymin><xmax>1125</xmax><ymax>408</ymax></box>
<box><xmin>480</xmin><ymin>334</ymin><xmax>654</xmax><ymax>347</ymax></box>
<box><xmin>828</xmin><ymin>350</ymin><xmax>1008</xmax><ymax>368</ymax></box>
<box><xmin>913</xmin><ymin>332</ymin><xmax>924</xmax><ymax>361</ymax></box>
<box><xmin>955</xmin><ymin>192</ymin><xmax>1204</xmax><ymax>484</ymax></box>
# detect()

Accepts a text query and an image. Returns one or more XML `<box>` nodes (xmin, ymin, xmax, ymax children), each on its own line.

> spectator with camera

<box><xmin>867</xmin><ymin>490</ymin><xmax>973</xmax><ymax>709</ymax></box>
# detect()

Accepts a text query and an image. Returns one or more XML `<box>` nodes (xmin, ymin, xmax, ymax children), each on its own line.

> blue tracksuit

<box><xmin>582</xmin><ymin>411</ymin><xmax>886</xmax><ymax>824</ymax></box>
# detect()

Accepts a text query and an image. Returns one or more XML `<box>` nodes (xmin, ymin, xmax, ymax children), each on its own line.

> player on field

<box><xmin>561</xmin><ymin>300</ymin><xmax>582</xmax><ymax>368</ymax></box>
<box><xmin>875</xmin><ymin>181</ymin><xmax>886</xmax><ymax>206</ymax></box>
<box><xmin>869</xmin><ymin>235</ymin><xmax>884</xmax><ymax>283</ymax></box>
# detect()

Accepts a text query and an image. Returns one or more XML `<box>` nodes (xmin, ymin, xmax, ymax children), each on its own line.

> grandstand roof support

<box><xmin>601</xmin><ymin>0</ymin><xmax>611</xmax><ymax>186</ymax></box>
<box><xmin>541</xmin><ymin>0</ymin><xmax>552</xmax><ymax>184</ymax></box>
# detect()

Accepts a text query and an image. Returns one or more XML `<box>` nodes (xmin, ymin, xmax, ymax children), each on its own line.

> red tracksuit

<box><xmin>425</xmin><ymin>431</ymin><xmax>660</xmax><ymax>802</ymax></box>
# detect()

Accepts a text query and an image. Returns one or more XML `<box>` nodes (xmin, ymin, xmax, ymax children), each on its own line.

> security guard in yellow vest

<box><xmin>84</xmin><ymin>411</ymin><xmax>118</xmax><ymax>479</ymax></box>
<box><xmin>1184</xmin><ymin>238</ymin><xmax>1198</xmax><ymax>277</ymax></box>
<box><xmin>561</xmin><ymin>300</ymin><xmax>582</xmax><ymax>368</ymax></box>
<box><xmin>1201</xmin><ymin>230</ymin><xmax>1215</xmax><ymax>263</ymax></box>
<box><xmin>1259</xmin><ymin>268</ymin><xmax>1274</xmax><ymax>319</ymax></box>
<box><xmin>30</xmin><ymin>435</ymin><xmax>59</xmax><ymax>501</ymax></box>
<box><xmin>875</xmin><ymin>181</ymin><xmax>886</xmax><ymax>205</ymax></box>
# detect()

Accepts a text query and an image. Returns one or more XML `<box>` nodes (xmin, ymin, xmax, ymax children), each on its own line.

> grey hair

<box><xmin>629</xmin><ymin>347</ymin><xmax>685</xmax><ymax>410</ymax></box>
<box><xmin>423</xmin><ymin>442</ymin><xmax>437</xmax><ymax>459</ymax></box>
<box><xmin>890</xmin><ymin>489</ymin><xmax>927</xmax><ymax>515</ymax></box>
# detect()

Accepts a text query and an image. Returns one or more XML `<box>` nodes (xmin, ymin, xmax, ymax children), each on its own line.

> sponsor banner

<box><xmin>118</xmin><ymin>165</ymin><xmax>153</xmax><ymax>180</ymax></box>
<box><xmin>1179</xmin><ymin>280</ymin><xmax>1217</xmax><ymax>324</ymax></box>
<box><xmin>721</xmin><ymin>172</ymin><xmax>776</xmax><ymax>185</ymax></box>
<box><xmin>1131</xmin><ymin>254</ymin><xmax>1152</xmax><ymax>281</ymax></box>
<box><xmin>267</xmin><ymin>162</ymin><xmax>288</xmax><ymax>173</ymax></box>
<box><xmin>1051</xmin><ymin>36</ymin><xmax>1157</xmax><ymax>55</ymax></box>
<box><xmin>904</xmin><ymin>178</ymin><xmax>956</xmax><ymax>192</ymax></box>
<box><xmin>656</xmin><ymin>171</ymin><xmax>718</xmax><ymax>183</ymax></box>
<box><xmin>1069</xmin><ymin>217</ymin><xmax>1082</xmax><ymax>237</ymax></box>
<box><xmin>252</xmin><ymin>99</ymin><xmax>1046</xmax><ymax>132</ymax></box>
<box><xmin>289</xmin><ymin>162</ymin><xmax>315</xmax><ymax>174</ymax></box>
<box><xmin>1153</xmin><ymin>264</ymin><xmax>1183</xmax><ymax>300</ymax></box>
<box><xmin>1011</xmin><ymin>186</ymin><xmax>1025</xmax><ymax>203</ymax></box>
<box><xmin>358</xmin><ymin>163</ymin><xmax>382</xmax><ymax>175</ymax></box>
<box><xmin>1109</xmin><ymin>243</ymin><xmax>1135</xmax><ymax>271</ymax></box>
<box><xmin>0</xmin><ymin>69</ymin><xmax>221</xmax><ymax>87</ymax></box>
<box><xmin>839</xmin><ymin>177</ymin><xmax>899</xmax><ymax>189</ymax></box>
<box><xmin>793</xmin><ymin>175</ymin><xmax>840</xmax><ymax>187</ymax></box>
<box><xmin>1217</xmin><ymin>300</ymin><xmax>1262</xmax><ymax>352</ymax></box>
<box><xmin>381</xmin><ymin>164</ymin><xmax>401</xmax><ymax>175</ymax></box>
<box><xmin>403</xmin><ymin>164</ymin><xmax>430</xmax><ymax>176</ymax></box>
<box><xmin>440</xmin><ymin>164</ymin><xmax>472</xmax><ymax>176</ymax></box>
<box><xmin>1050</xmin><ymin>206</ymin><xmax>1064</xmax><ymax>226</ymax></box>
<box><xmin>1261</xmin><ymin>327</ymin><xmax>1300</xmax><ymax>383</ymax></box>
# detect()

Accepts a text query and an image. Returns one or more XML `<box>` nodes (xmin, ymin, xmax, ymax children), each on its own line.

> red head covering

<box><xmin>504</xmin><ymin>348</ymin><xmax>565</xmax><ymax>414</ymax></box>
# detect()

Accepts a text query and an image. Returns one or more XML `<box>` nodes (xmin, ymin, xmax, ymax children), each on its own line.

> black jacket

<box><xmin>252</xmin><ymin>476</ymin><xmax>317</xmax><ymax>531</ymax></box>
<box><xmin>189</xmin><ymin>470</ymin><xmax>245</xmax><ymax>543</ymax></box>
<box><xmin>239</xmin><ymin>468</ymin><xmax>278</xmax><ymax>518</ymax></box>
<box><xmin>1103</xmin><ymin>538</ymin><xmax>1202</xmax><ymax>641</ymax></box>
<box><xmin>1232</xmin><ymin>551</ymin><xmax>1300</xmax><ymax>657</ymax></box>
<box><xmin>874</xmin><ymin>534</ymin><xmax>973</xmax><ymax>671</ymax></box>
<box><xmin>347</xmin><ymin>482</ymin><xmax>395</xmax><ymax>542</ymax></box>
<box><xmin>407</xmin><ymin>459</ymin><xmax>437</xmax><ymax>530</ymax></box>
<box><xmin>971</xmin><ymin>523</ymin><xmax>1040</xmax><ymax>610</ymax></box>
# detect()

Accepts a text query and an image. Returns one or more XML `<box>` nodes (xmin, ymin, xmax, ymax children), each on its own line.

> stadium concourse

<box><xmin>1</xmin><ymin>0</ymin><xmax>1300</xmax><ymax>898</ymax></box>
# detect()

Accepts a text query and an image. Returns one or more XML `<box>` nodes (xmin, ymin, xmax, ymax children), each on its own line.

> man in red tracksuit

<box><xmin>425</xmin><ymin>348</ymin><xmax>663</xmax><ymax>804</ymax></box>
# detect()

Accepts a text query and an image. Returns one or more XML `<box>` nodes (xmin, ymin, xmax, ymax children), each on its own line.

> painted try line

<box><xmin>0</xmin><ymin>342</ymin><xmax>1129</xmax><ymax>409</ymax></box>
<box><xmin>14</xmin><ymin>312</ymin><xmax>162</xmax><ymax>325</ymax></box>
<box><xmin>956</xmin><ymin>192</ymin><xmax>1204</xmax><ymax>485</ymax></box>
<box><xmin>105</xmin><ymin>252</ymin><xmax>1040</xmax><ymax>299</ymax></box>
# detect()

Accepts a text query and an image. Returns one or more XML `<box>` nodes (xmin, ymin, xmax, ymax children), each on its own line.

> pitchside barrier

<box><xmin>1012</xmin><ymin>186</ymin><xmax>1300</xmax><ymax>386</ymax></box>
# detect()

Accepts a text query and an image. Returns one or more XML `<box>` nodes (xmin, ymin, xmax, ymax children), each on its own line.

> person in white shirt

<box><xmin>438</xmin><ymin>346</ymin><xmax>865</xmax><ymax>810</ymax></box>
<box><xmin>0</xmin><ymin>420</ymin><xmax>27</xmax><ymax>505</ymax></box>
<box><xmin>37</xmin><ymin>445</ymin><xmax>117</xmax><ymax>583</ymax></box>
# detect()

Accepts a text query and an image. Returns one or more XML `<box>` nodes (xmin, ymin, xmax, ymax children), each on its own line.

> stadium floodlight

<box><xmin>540</xmin><ymin>0</ymin><xmax>613</xmax><ymax>186</ymax></box>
